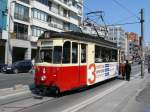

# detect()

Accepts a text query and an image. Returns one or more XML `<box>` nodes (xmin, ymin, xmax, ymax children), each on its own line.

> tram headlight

<box><xmin>41</xmin><ymin>75</ymin><xmax>46</xmax><ymax>81</ymax></box>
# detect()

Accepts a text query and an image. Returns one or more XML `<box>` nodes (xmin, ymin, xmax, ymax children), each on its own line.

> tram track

<box><xmin>0</xmin><ymin>94</ymin><xmax>59</xmax><ymax>112</ymax></box>
<box><xmin>0</xmin><ymin>67</ymin><xmax>144</xmax><ymax>112</ymax></box>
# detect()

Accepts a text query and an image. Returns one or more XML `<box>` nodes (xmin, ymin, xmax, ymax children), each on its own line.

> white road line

<box><xmin>62</xmin><ymin>81</ymin><xmax>126</xmax><ymax>112</ymax></box>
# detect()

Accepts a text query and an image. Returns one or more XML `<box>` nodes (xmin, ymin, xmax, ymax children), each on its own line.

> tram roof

<box><xmin>39</xmin><ymin>31</ymin><xmax>118</xmax><ymax>49</ymax></box>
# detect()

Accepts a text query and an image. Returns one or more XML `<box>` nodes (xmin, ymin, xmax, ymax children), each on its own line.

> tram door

<box><xmin>60</xmin><ymin>41</ymin><xmax>80</xmax><ymax>90</ymax></box>
<box><xmin>79</xmin><ymin>44</ymin><xmax>87</xmax><ymax>86</ymax></box>
<box><xmin>69</xmin><ymin>43</ymin><xmax>87</xmax><ymax>88</ymax></box>
<box><xmin>60</xmin><ymin>42</ymin><xmax>87</xmax><ymax>90</ymax></box>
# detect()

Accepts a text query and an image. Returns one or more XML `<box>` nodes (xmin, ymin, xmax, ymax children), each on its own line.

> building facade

<box><xmin>107</xmin><ymin>26</ymin><xmax>126</xmax><ymax>62</ymax></box>
<box><xmin>6</xmin><ymin>0</ymin><xmax>83</xmax><ymax>64</ymax></box>
<box><xmin>0</xmin><ymin>0</ymin><xmax>8</xmax><ymax>63</ymax></box>
<box><xmin>126</xmin><ymin>32</ymin><xmax>140</xmax><ymax>61</ymax></box>
<box><xmin>82</xmin><ymin>22</ymin><xmax>107</xmax><ymax>38</ymax></box>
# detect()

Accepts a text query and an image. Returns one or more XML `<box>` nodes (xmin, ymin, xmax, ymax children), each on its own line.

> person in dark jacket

<box><xmin>125</xmin><ymin>60</ymin><xmax>131</xmax><ymax>81</ymax></box>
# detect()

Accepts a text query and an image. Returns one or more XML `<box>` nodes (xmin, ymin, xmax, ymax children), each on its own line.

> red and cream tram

<box><xmin>34</xmin><ymin>31</ymin><xmax>119</xmax><ymax>94</ymax></box>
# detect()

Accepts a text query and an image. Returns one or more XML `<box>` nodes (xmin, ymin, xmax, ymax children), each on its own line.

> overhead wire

<box><xmin>82</xmin><ymin>0</ymin><xmax>140</xmax><ymax>27</ymax></box>
<box><xmin>111</xmin><ymin>0</ymin><xmax>140</xmax><ymax>20</ymax></box>
<box><xmin>113</xmin><ymin>14</ymin><xmax>140</xmax><ymax>25</ymax></box>
<box><xmin>106</xmin><ymin>21</ymin><xmax>140</xmax><ymax>26</ymax></box>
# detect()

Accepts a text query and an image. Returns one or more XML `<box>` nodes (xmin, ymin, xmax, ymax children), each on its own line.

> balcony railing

<box><xmin>14</xmin><ymin>13</ymin><xmax>30</xmax><ymax>22</ymax></box>
<box><xmin>19</xmin><ymin>0</ymin><xmax>30</xmax><ymax>4</ymax></box>
<box><xmin>11</xmin><ymin>32</ymin><xmax>29</xmax><ymax>41</ymax></box>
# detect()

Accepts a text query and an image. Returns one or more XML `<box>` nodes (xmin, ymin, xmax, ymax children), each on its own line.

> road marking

<box><xmin>62</xmin><ymin>81</ymin><xmax>126</xmax><ymax>112</ymax></box>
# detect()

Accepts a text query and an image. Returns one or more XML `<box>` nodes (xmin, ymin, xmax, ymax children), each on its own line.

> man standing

<box><xmin>125</xmin><ymin>60</ymin><xmax>131</xmax><ymax>81</ymax></box>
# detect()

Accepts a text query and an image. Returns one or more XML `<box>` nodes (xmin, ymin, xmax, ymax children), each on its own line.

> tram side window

<box><xmin>63</xmin><ymin>41</ymin><xmax>71</xmax><ymax>63</ymax></box>
<box><xmin>81</xmin><ymin>44</ymin><xmax>86</xmax><ymax>63</ymax></box>
<box><xmin>101</xmin><ymin>48</ymin><xmax>111</xmax><ymax>62</ymax></box>
<box><xmin>111</xmin><ymin>50</ymin><xmax>117</xmax><ymax>62</ymax></box>
<box><xmin>53</xmin><ymin>46</ymin><xmax>62</xmax><ymax>64</ymax></box>
<box><xmin>95</xmin><ymin>45</ymin><xmax>102</xmax><ymax>63</ymax></box>
<box><xmin>72</xmin><ymin>42</ymin><xmax>78</xmax><ymax>63</ymax></box>
<box><xmin>101</xmin><ymin>47</ymin><xmax>106</xmax><ymax>62</ymax></box>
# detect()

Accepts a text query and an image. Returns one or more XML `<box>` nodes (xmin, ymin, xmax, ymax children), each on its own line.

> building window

<box><xmin>14</xmin><ymin>22</ymin><xmax>28</xmax><ymax>34</ymax></box>
<box><xmin>32</xmin><ymin>9</ymin><xmax>48</xmax><ymax>22</ymax></box>
<box><xmin>37</xmin><ymin>0</ymin><xmax>48</xmax><ymax>5</ymax></box>
<box><xmin>19</xmin><ymin>0</ymin><xmax>30</xmax><ymax>4</ymax></box>
<box><xmin>14</xmin><ymin>22</ymin><xmax>28</xmax><ymax>40</ymax></box>
<box><xmin>14</xmin><ymin>3</ymin><xmax>29</xmax><ymax>22</ymax></box>
<box><xmin>64</xmin><ymin>0</ymin><xmax>68</xmax><ymax>5</ymax></box>
<box><xmin>32</xmin><ymin>26</ymin><xmax>45</xmax><ymax>37</ymax></box>
<box><xmin>72</xmin><ymin>0</ymin><xmax>77</xmax><ymax>6</ymax></box>
<box><xmin>48</xmin><ymin>1</ymin><xmax>52</xmax><ymax>10</ymax></box>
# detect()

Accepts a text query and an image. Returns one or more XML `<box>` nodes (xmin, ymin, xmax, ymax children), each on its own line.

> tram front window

<box><xmin>39</xmin><ymin>46</ymin><xmax>62</xmax><ymax>64</ymax></box>
<box><xmin>40</xmin><ymin>48</ymin><xmax>52</xmax><ymax>63</ymax></box>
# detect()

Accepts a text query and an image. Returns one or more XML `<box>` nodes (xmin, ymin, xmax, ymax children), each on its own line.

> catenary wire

<box><xmin>111</xmin><ymin>0</ymin><xmax>140</xmax><ymax>20</ymax></box>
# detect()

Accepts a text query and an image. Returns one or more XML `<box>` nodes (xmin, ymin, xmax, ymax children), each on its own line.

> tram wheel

<box><xmin>51</xmin><ymin>87</ymin><xmax>60</xmax><ymax>97</ymax></box>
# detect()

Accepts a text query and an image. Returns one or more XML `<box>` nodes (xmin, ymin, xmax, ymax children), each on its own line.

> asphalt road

<box><xmin>0</xmin><ymin>64</ymin><xmax>149</xmax><ymax>112</ymax></box>
<box><xmin>0</xmin><ymin>64</ymin><xmax>142</xmax><ymax>89</ymax></box>
<box><xmin>0</xmin><ymin>72</ymin><xmax>34</xmax><ymax>89</ymax></box>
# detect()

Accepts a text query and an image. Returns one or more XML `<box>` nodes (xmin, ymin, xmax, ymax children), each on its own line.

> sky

<box><xmin>83</xmin><ymin>0</ymin><xmax>150</xmax><ymax>43</ymax></box>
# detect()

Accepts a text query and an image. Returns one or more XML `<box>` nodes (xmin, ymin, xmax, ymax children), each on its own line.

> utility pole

<box><xmin>140</xmin><ymin>8</ymin><xmax>144</xmax><ymax>78</ymax></box>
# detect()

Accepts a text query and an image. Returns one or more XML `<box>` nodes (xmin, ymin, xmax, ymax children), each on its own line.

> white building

<box><xmin>81</xmin><ymin>21</ymin><xmax>108</xmax><ymax>38</ymax></box>
<box><xmin>145</xmin><ymin>42</ymin><xmax>150</xmax><ymax>56</ymax></box>
<box><xmin>6</xmin><ymin>0</ymin><xmax>83</xmax><ymax>64</ymax></box>
<box><xmin>107</xmin><ymin>26</ymin><xmax>126</xmax><ymax>61</ymax></box>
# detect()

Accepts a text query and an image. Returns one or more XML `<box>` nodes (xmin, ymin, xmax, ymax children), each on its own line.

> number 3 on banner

<box><xmin>88</xmin><ymin>64</ymin><xmax>96</xmax><ymax>85</ymax></box>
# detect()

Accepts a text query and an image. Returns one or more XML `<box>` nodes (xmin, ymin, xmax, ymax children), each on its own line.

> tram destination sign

<box><xmin>41</xmin><ymin>41</ymin><xmax>53</xmax><ymax>47</ymax></box>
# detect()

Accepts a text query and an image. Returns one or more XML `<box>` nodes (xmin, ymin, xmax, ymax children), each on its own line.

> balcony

<box><xmin>11</xmin><ymin>33</ymin><xmax>29</xmax><ymax>41</ymax></box>
<box><xmin>14</xmin><ymin>13</ymin><xmax>30</xmax><ymax>22</ymax></box>
<box><xmin>53</xmin><ymin>0</ymin><xmax>78</xmax><ymax>14</ymax></box>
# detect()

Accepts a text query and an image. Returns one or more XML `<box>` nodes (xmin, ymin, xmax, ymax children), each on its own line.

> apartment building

<box><xmin>82</xmin><ymin>22</ymin><xmax>107</xmax><ymax>38</ymax></box>
<box><xmin>108</xmin><ymin>26</ymin><xmax>126</xmax><ymax>61</ymax></box>
<box><xmin>126</xmin><ymin>32</ymin><xmax>140</xmax><ymax>61</ymax></box>
<box><xmin>0</xmin><ymin>0</ymin><xmax>8</xmax><ymax>63</ymax></box>
<box><xmin>6</xmin><ymin>0</ymin><xmax>83</xmax><ymax>64</ymax></box>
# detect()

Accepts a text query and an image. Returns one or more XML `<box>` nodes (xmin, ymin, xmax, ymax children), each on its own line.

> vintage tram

<box><xmin>34</xmin><ymin>31</ymin><xmax>119</xmax><ymax>94</ymax></box>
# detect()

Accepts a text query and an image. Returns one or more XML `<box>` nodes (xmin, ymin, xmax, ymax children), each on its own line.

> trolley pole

<box><xmin>140</xmin><ymin>9</ymin><xmax>144</xmax><ymax>78</ymax></box>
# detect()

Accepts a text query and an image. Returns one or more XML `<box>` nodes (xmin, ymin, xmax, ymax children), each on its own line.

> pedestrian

<box><xmin>119</xmin><ymin>63</ymin><xmax>122</xmax><ymax>76</ymax></box>
<box><xmin>125</xmin><ymin>60</ymin><xmax>131</xmax><ymax>81</ymax></box>
<box><xmin>122</xmin><ymin>61</ymin><xmax>125</xmax><ymax>80</ymax></box>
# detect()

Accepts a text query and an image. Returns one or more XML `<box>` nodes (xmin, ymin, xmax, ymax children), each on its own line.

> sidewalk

<box><xmin>120</xmin><ymin>71</ymin><xmax>150</xmax><ymax>112</ymax></box>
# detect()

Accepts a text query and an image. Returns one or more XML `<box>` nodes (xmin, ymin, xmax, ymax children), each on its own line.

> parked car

<box><xmin>0</xmin><ymin>63</ymin><xmax>7</xmax><ymax>72</ymax></box>
<box><xmin>2</xmin><ymin>60</ymin><xmax>33</xmax><ymax>74</ymax></box>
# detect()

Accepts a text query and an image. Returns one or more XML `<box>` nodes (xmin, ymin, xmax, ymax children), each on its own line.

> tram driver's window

<box><xmin>81</xmin><ymin>44</ymin><xmax>86</xmax><ymax>63</ymax></box>
<box><xmin>72</xmin><ymin>42</ymin><xmax>78</xmax><ymax>63</ymax></box>
<box><xmin>63</xmin><ymin>41</ymin><xmax>71</xmax><ymax>63</ymax></box>
<box><xmin>53</xmin><ymin>46</ymin><xmax>62</xmax><ymax>64</ymax></box>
